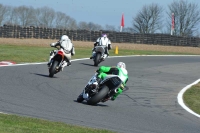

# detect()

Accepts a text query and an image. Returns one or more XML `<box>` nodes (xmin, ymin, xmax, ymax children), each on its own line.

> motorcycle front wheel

<box><xmin>49</xmin><ymin>60</ymin><xmax>59</xmax><ymax>77</ymax></box>
<box><xmin>87</xmin><ymin>85</ymin><xmax>109</xmax><ymax>105</ymax></box>
<box><xmin>77</xmin><ymin>93</ymin><xmax>84</xmax><ymax>103</ymax></box>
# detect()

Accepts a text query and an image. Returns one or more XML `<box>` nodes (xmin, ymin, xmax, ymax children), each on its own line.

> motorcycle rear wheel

<box><xmin>87</xmin><ymin>85</ymin><xmax>109</xmax><ymax>105</ymax></box>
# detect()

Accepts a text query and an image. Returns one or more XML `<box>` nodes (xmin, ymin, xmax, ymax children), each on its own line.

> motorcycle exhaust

<box><xmin>114</xmin><ymin>88</ymin><xmax>119</xmax><ymax>93</ymax></box>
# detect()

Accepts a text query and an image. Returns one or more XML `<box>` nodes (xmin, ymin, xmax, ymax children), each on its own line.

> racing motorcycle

<box><xmin>48</xmin><ymin>47</ymin><xmax>68</xmax><ymax>77</ymax></box>
<box><xmin>77</xmin><ymin>73</ymin><xmax>127</xmax><ymax>105</ymax></box>
<box><xmin>93</xmin><ymin>46</ymin><xmax>108</xmax><ymax>66</ymax></box>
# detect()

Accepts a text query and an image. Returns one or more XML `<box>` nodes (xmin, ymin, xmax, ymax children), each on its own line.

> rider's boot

<box><xmin>47</xmin><ymin>58</ymin><xmax>53</xmax><ymax>67</ymax></box>
<box><xmin>61</xmin><ymin>61</ymin><xmax>68</xmax><ymax>71</ymax></box>
<box><xmin>90</xmin><ymin>54</ymin><xmax>94</xmax><ymax>59</ymax></box>
<box><xmin>67</xmin><ymin>61</ymin><xmax>71</xmax><ymax>66</ymax></box>
<box><xmin>102</xmin><ymin>54</ymin><xmax>107</xmax><ymax>61</ymax></box>
<box><xmin>47</xmin><ymin>62</ymin><xmax>50</xmax><ymax>67</ymax></box>
<box><xmin>90</xmin><ymin>51</ymin><xmax>96</xmax><ymax>59</ymax></box>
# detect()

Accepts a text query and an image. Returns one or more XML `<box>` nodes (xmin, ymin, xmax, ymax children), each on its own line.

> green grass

<box><xmin>183</xmin><ymin>83</ymin><xmax>200</xmax><ymax>114</ymax></box>
<box><xmin>0</xmin><ymin>45</ymin><xmax>51</xmax><ymax>63</ymax></box>
<box><xmin>0</xmin><ymin>44</ymin><xmax>196</xmax><ymax>63</ymax></box>
<box><xmin>0</xmin><ymin>44</ymin><xmax>199</xmax><ymax>132</ymax></box>
<box><xmin>0</xmin><ymin>114</ymin><xmax>114</xmax><ymax>133</ymax></box>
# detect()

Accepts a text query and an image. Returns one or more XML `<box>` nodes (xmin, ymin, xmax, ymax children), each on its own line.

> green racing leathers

<box><xmin>97</xmin><ymin>66</ymin><xmax>128</xmax><ymax>100</ymax></box>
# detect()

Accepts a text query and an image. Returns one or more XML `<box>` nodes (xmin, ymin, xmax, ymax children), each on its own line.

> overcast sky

<box><xmin>0</xmin><ymin>0</ymin><xmax>200</xmax><ymax>28</ymax></box>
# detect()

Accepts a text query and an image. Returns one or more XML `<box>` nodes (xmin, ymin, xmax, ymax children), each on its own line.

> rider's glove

<box><xmin>50</xmin><ymin>43</ymin><xmax>54</xmax><ymax>47</ymax></box>
<box><xmin>111</xmin><ymin>97</ymin><xmax>115</xmax><ymax>101</ymax></box>
<box><xmin>96</xmin><ymin>69</ymin><xmax>100</xmax><ymax>73</ymax></box>
<box><xmin>94</xmin><ymin>42</ymin><xmax>98</xmax><ymax>47</ymax></box>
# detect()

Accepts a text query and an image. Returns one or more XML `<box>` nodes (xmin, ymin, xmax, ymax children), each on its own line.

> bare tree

<box><xmin>94</xmin><ymin>24</ymin><xmax>103</xmax><ymax>31</ymax></box>
<box><xmin>0</xmin><ymin>4</ymin><xmax>10</xmax><ymax>25</ymax></box>
<box><xmin>123</xmin><ymin>27</ymin><xmax>134</xmax><ymax>33</ymax></box>
<box><xmin>93</xmin><ymin>24</ymin><xmax>103</xmax><ymax>31</ymax></box>
<box><xmin>5</xmin><ymin>7</ymin><xmax>19</xmax><ymax>25</ymax></box>
<box><xmin>35</xmin><ymin>7</ymin><xmax>55</xmax><ymax>28</ymax></box>
<box><xmin>78</xmin><ymin>21</ymin><xmax>88</xmax><ymax>30</ymax></box>
<box><xmin>132</xmin><ymin>3</ymin><xmax>163</xmax><ymax>34</ymax></box>
<box><xmin>12</xmin><ymin>6</ymin><xmax>36</xmax><ymax>26</ymax></box>
<box><xmin>67</xmin><ymin>18</ymin><xmax>78</xmax><ymax>30</ymax></box>
<box><xmin>55</xmin><ymin>12</ymin><xmax>79</xmax><ymax>30</ymax></box>
<box><xmin>77</xmin><ymin>21</ymin><xmax>102</xmax><ymax>31</ymax></box>
<box><xmin>88</xmin><ymin>22</ymin><xmax>101</xmax><ymax>31</ymax></box>
<box><xmin>104</xmin><ymin>24</ymin><xmax>116</xmax><ymax>31</ymax></box>
<box><xmin>167</xmin><ymin>0</ymin><xmax>200</xmax><ymax>36</ymax></box>
<box><xmin>87</xmin><ymin>22</ymin><xmax>95</xmax><ymax>30</ymax></box>
<box><xmin>89</xmin><ymin>22</ymin><xmax>102</xmax><ymax>31</ymax></box>
<box><xmin>55</xmin><ymin>12</ymin><xmax>70</xmax><ymax>29</ymax></box>
<box><xmin>1</xmin><ymin>4</ymin><xmax>108</xmax><ymax>31</ymax></box>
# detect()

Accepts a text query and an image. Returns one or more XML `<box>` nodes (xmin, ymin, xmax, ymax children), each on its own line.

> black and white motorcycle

<box><xmin>77</xmin><ymin>72</ymin><xmax>128</xmax><ymax>105</ymax></box>
<box><xmin>92</xmin><ymin>46</ymin><xmax>108</xmax><ymax>66</ymax></box>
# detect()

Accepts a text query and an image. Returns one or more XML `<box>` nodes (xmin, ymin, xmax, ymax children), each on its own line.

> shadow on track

<box><xmin>79</xmin><ymin>63</ymin><xmax>94</xmax><ymax>67</ymax></box>
<box><xmin>74</xmin><ymin>100</ymin><xmax>108</xmax><ymax>107</ymax></box>
<box><xmin>31</xmin><ymin>73</ymin><xmax>58</xmax><ymax>78</ymax></box>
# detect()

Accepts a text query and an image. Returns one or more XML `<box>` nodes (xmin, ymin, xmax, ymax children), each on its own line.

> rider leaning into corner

<box><xmin>90</xmin><ymin>33</ymin><xmax>112</xmax><ymax>59</ymax></box>
<box><xmin>47</xmin><ymin>35</ymin><xmax>75</xmax><ymax>71</ymax></box>
<box><xmin>96</xmin><ymin>62</ymin><xmax>129</xmax><ymax>102</ymax></box>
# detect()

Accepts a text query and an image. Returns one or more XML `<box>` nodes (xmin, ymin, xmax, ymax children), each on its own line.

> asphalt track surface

<box><xmin>0</xmin><ymin>56</ymin><xmax>200</xmax><ymax>133</ymax></box>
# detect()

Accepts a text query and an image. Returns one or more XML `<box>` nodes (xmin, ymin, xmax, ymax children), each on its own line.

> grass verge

<box><xmin>183</xmin><ymin>83</ymin><xmax>200</xmax><ymax>115</ymax></box>
<box><xmin>0</xmin><ymin>44</ymin><xmax>197</xmax><ymax>63</ymax></box>
<box><xmin>0</xmin><ymin>113</ymin><xmax>114</xmax><ymax>133</ymax></box>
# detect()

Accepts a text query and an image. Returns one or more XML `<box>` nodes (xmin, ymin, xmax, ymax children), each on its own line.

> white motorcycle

<box><xmin>77</xmin><ymin>73</ymin><xmax>128</xmax><ymax>105</ymax></box>
<box><xmin>92</xmin><ymin>46</ymin><xmax>108</xmax><ymax>66</ymax></box>
<box><xmin>48</xmin><ymin>46</ymin><xmax>68</xmax><ymax>77</ymax></box>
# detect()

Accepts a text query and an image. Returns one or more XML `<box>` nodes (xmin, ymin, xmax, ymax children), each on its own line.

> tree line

<box><xmin>0</xmin><ymin>0</ymin><xmax>200</xmax><ymax>37</ymax></box>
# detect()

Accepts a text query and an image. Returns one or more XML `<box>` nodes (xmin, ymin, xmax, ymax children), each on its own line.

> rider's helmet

<box><xmin>117</xmin><ymin>62</ymin><xmax>126</xmax><ymax>69</ymax></box>
<box><xmin>60</xmin><ymin>35</ymin><xmax>69</xmax><ymax>41</ymax></box>
<box><xmin>102</xmin><ymin>33</ymin><xmax>107</xmax><ymax>38</ymax></box>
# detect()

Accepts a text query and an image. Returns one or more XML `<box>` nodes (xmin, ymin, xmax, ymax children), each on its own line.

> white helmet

<box><xmin>117</xmin><ymin>62</ymin><xmax>126</xmax><ymax>69</ymax></box>
<box><xmin>60</xmin><ymin>35</ymin><xmax>69</xmax><ymax>41</ymax></box>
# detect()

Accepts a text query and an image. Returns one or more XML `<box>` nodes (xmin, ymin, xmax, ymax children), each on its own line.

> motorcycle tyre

<box><xmin>87</xmin><ymin>85</ymin><xmax>109</xmax><ymax>105</ymax></box>
<box><xmin>94</xmin><ymin>53</ymin><xmax>101</xmax><ymax>66</ymax></box>
<box><xmin>49</xmin><ymin>60</ymin><xmax>59</xmax><ymax>77</ymax></box>
<box><xmin>77</xmin><ymin>93</ymin><xmax>84</xmax><ymax>103</ymax></box>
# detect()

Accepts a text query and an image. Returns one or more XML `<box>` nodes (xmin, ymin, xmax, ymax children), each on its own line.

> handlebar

<box><xmin>52</xmin><ymin>45</ymin><xmax>64</xmax><ymax>50</ymax></box>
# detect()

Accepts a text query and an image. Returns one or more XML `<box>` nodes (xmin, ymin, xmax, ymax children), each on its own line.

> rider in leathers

<box><xmin>96</xmin><ymin>62</ymin><xmax>128</xmax><ymax>101</ymax></box>
<box><xmin>47</xmin><ymin>35</ymin><xmax>75</xmax><ymax>71</ymax></box>
<box><xmin>90</xmin><ymin>34</ymin><xmax>112</xmax><ymax>59</ymax></box>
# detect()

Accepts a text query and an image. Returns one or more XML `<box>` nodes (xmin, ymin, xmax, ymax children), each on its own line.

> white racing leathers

<box><xmin>92</xmin><ymin>37</ymin><xmax>111</xmax><ymax>59</ymax></box>
<box><xmin>48</xmin><ymin>39</ymin><xmax>75</xmax><ymax>68</ymax></box>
